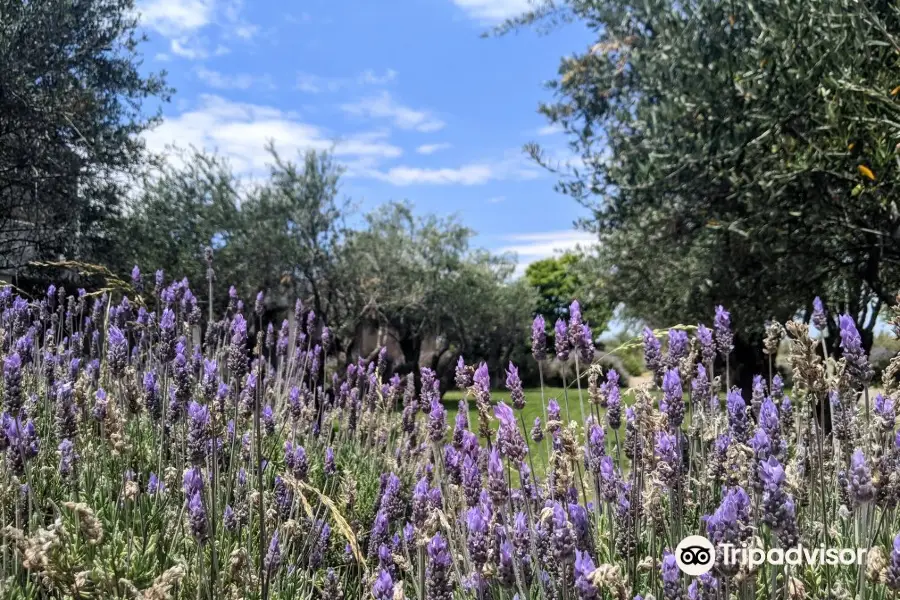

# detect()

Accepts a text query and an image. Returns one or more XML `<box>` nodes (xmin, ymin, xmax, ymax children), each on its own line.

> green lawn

<box><xmin>441</xmin><ymin>386</ymin><xmax>635</xmax><ymax>476</ymax></box>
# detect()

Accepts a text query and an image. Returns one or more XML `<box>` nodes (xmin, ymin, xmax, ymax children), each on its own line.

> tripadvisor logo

<box><xmin>674</xmin><ymin>535</ymin><xmax>868</xmax><ymax>574</ymax></box>
<box><xmin>674</xmin><ymin>536</ymin><xmax>715</xmax><ymax>576</ymax></box>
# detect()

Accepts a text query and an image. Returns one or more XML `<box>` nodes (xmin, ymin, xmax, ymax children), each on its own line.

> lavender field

<box><xmin>0</xmin><ymin>267</ymin><xmax>897</xmax><ymax>600</ymax></box>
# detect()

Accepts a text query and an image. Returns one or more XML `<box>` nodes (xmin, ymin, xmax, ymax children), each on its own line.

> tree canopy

<box><xmin>525</xmin><ymin>252</ymin><xmax>612</xmax><ymax>339</ymax></box>
<box><xmin>515</xmin><ymin>0</ymin><xmax>900</xmax><ymax>367</ymax></box>
<box><xmin>0</xmin><ymin>0</ymin><xmax>169</xmax><ymax>276</ymax></box>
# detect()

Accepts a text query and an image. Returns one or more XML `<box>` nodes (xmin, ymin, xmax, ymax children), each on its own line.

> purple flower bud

<box><xmin>642</xmin><ymin>327</ymin><xmax>662</xmax><ymax>378</ymax></box>
<box><xmin>371</xmin><ymin>568</ymin><xmax>393</xmax><ymax>600</ymax></box>
<box><xmin>188</xmin><ymin>491</ymin><xmax>208</xmax><ymax>542</ymax></box>
<box><xmin>324</xmin><ymin>447</ymin><xmax>336</xmax><ymax>476</ymax></box>
<box><xmin>660</xmin><ymin>368</ymin><xmax>684</xmax><ymax>428</ymax></box>
<box><xmin>554</xmin><ymin>318</ymin><xmax>570</xmax><ymax>361</ymax></box>
<box><xmin>697</xmin><ymin>323</ymin><xmax>715</xmax><ymax>366</ymax></box>
<box><xmin>106</xmin><ymin>325</ymin><xmax>128</xmax><ymax>376</ymax></box>
<box><xmin>727</xmin><ymin>389</ymin><xmax>749</xmax><ymax>442</ymax></box>
<box><xmin>839</xmin><ymin>314</ymin><xmax>872</xmax><ymax>386</ymax></box>
<box><xmin>812</xmin><ymin>296</ymin><xmax>827</xmax><ymax>331</ymax></box>
<box><xmin>426</xmin><ymin>533</ymin><xmax>452</xmax><ymax>600</ymax></box>
<box><xmin>849</xmin><ymin>449</ymin><xmax>875</xmax><ymax>505</ymax></box>
<box><xmin>505</xmin><ymin>362</ymin><xmax>525</xmax><ymax>410</ymax></box>
<box><xmin>58</xmin><ymin>439</ymin><xmax>77</xmax><ymax>479</ymax></box>
<box><xmin>264</xmin><ymin>532</ymin><xmax>281</xmax><ymax>573</ymax></box>
<box><xmin>473</xmin><ymin>362</ymin><xmax>490</xmax><ymax>406</ymax></box>
<box><xmin>714</xmin><ymin>305</ymin><xmax>733</xmax><ymax>357</ymax></box>
<box><xmin>3</xmin><ymin>353</ymin><xmax>23</xmax><ymax>414</ymax></box>
<box><xmin>428</xmin><ymin>399</ymin><xmax>446</xmax><ymax>443</ymax></box>
<box><xmin>661</xmin><ymin>550</ymin><xmax>680</xmax><ymax>600</ymax></box>
<box><xmin>532</xmin><ymin>315</ymin><xmax>547</xmax><ymax>362</ymax></box>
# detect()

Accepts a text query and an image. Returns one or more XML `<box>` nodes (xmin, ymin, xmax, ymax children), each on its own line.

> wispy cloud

<box><xmin>143</xmin><ymin>95</ymin><xmax>403</xmax><ymax>176</ymax></box>
<box><xmin>487</xmin><ymin>196</ymin><xmax>506</xmax><ymax>203</ymax></box>
<box><xmin>195</xmin><ymin>67</ymin><xmax>274</xmax><ymax>90</ymax></box>
<box><xmin>296</xmin><ymin>69</ymin><xmax>397</xmax><ymax>94</ymax></box>
<box><xmin>499</xmin><ymin>230</ymin><xmax>597</xmax><ymax>262</ymax></box>
<box><xmin>537</xmin><ymin>123</ymin><xmax>564</xmax><ymax>136</ymax></box>
<box><xmin>369</xmin><ymin>164</ymin><xmax>495</xmax><ymax>186</ymax></box>
<box><xmin>138</xmin><ymin>0</ymin><xmax>215</xmax><ymax>36</ymax></box>
<box><xmin>358</xmin><ymin>69</ymin><xmax>397</xmax><ymax>85</ymax></box>
<box><xmin>450</xmin><ymin>0</ymin><xmax>533</xmax><ymax>23</ymax></box>
<box><xmin>341</xmin><ymin>91</ymin><xmax>445</xmax><ymax>132</ymax></box>
<box><xmin>362</xmin><ymin>152</ymin><xmax>541</xmax><ymax>186</ymax></box>
<box><xmin>415</xmin><ymin>143</ymin><xmax>452</xmax><ymax>155</ymax></box>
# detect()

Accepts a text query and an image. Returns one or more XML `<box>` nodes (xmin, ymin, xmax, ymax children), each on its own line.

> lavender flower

<box><xmin>759</xmin><ymin>457</ymin><xmax>799</xmax><ymax>547</ymax></box>
<box><xmin>714</xmin><ymin>305</ymin><xmax>733</xmax><ymax>356</ymax></box>
<box><xmin>188</xmin><ymin>491</ymin><xmax>208</xmax><ymax>542</ymax></box>
<box><xmin>660</xmin><ymin>368</ymin><xmax>684</xmax><ymax>428</ymax></box>
<box><xmin>661</xmin><ymin>550</ymin><xmax>680</xmax><ymax>600</ymax></box>
<box><xmin>466</xmin><ymin>505</ymin><xmax>490</xmax><ymax>568</ymax></box>
<box><xmin>579</xmin><ymin>323</ymin><xmax>596</xmax><ymax>363</ymax></box>
<box><xmin>531</xmin><ymin>417</ymin><xmax>544</xmax><ymax>442</ymax></box>
<box><xmin>106</xmin><ymin>325</ymin><xmax>128</xmax><ymax>376</ymax></box>
<box><xmin>555</xmin><ymin>318</ymin><xmax>570</xmax><ymax>361</ymax></box>
<box><xmin>3</xmin><ymin>353</ymin><xmax>22</xmax><ymax>414</ymax></box>
<box><xmin>532</xmin><ymin>315</ymin><xmax>547</xmax><ymax>361</ymax></box>
<box><xmin>324</xmin><ymin>447</ymin><xmax>336</xmax><ymax>476</ymax></box>
<box><xmin>265</xmin><ymin>532</ymin><xmax>282</xmax><ymax>573</ymax></box>
<box><xmin>428</xmin><ymin>398</ymin><xmax>446</xmax><ymax>443</ymax></box>
<box><xmin>494</xmin><ymin>401</ymin><xmax>527</xmax><ymax>463</ymax></box>
<box><xmin>726</xmin><ymin>389</ymin><xmax>749</xmax><ymax>442</ymax></box>
<box><xmin>506</xmin><ymin>362</ymin><xmax>525</xmax><ymax>409</ymax></box>
<box><xmin>58</xmin><ymin>439</ymin><xmax>77</xmax><ymax>479</ymax></box>
<box><xmin>606</xmin><ymin>369</ymin><xmax>622</xmax><ymax>429</ymax></box>
<box><xmin>849</xmin><ymin>449</ymin><xmax>875</xmax><ymax>505</ymax></box>
<box><xmin>426</xmin><ymin>533</ymin><xmax>452</xmax><ymax>600</ymax></box>
<box><xmin>455</xmin><ymin>356</ymin><xmax>472</xmax><ymax>390</ymax></box>
<box><xmin>473</xmin><ymin>362</ymin><xmax>490</xmax><ymax>406</ymax></box>
<box><xmin>875</xmin><ymin>394</ymin><xmax>896</xmax><ymax>431</ymax></box>
<box><xmin>585</xmin><ymin>421</ymin><xmax>606</xmax><ymax>475</ymax></box>
<box><xmin>812</xmin><ymin>296</ymin><xmax>827</xmax><ymax>331</ymax></box>
<box><xmin>839</xmin><ymin>314</ymin><xmax>873</xmax><ymax>387</ymax></box>
<box><xmin>886</xmin><ymin>535</ymin><xmax>900</xmax><ymax>591</ymax></box>
<box><xmin>575</xmin><ymin>550</ymin><xmax>599</xmax><ymax>600</ymax></box>
<box><xmin>368</xmin><ymin>569</ymin><xmax>393</xmax><ymax>600</ymax></box>
<box><xmin>642</xmin><ymin>327</ymin><xmax>662</xmax><ymax>378</ymax></box>
<box><xmin>228</xmin><ymin>314</ymin><xmax>248</xmax><ymax>379</ymax></box>
<box><xmin>697</xmin><ymin>323</ymin><xmax>715</xmax><ymax>366</ymax></box>
<box><xmin>92</xmin><ymin>388</ymin><xmax>108</xmax><ymax>422</ymax></box>
<box><xmin>549</xmin><ymin>501</ymin><xmax>575</xmax><ymax>564</ymax></box>
<box><xmin>487</xmin><ymin>448</ymin><xmax>508</xmax><ymax>504</ymax></box>
<box><xmin>187</xmin><ymin>401</ymin><xmax>210</xmax><ymax>464</ymax></box>
<box><xmin>667</xmin><ymin>328</ymin><xmax>689</xmax><ymax>368</ymax></box>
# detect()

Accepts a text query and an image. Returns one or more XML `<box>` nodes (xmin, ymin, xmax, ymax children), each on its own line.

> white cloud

<box><xmin>537</xmin><ymin>123</ymin><xmax>564</xmax><ymax>136</ymax></box>
<box><xmin>342</xmin><ymin>91</ymin><xmax>445</xmax><ymax>132</ymax></box>
<box><xmin>415</xmin><ymin>143</ymin><xmax>452</xmax><ymax>155</ymax></box>
<box><xmin>363</xmin><ymin>152</ymin><xmax>540</xmax><ymax>186</ymax></box>
<box><xmin>499</xmin><ymin>230</ymin><xmax>597</xmax><ymax>262</ymax></box>
<box><xmin>370</xmin><ymin>165</ymin><xmax>495</xmax><ymax>186</ymax></box>
<box><xmin>170</xmin><ymin>38</ymin><xmax>209</xmax><ymax>59</ymax></box>
<box><xmin>196</xmin><ymin>67</ymin><xmax>273</xmax><ymax>90</ymax></box>
<box><xmin>234</xmin><ymin>24</ymin><xmax>259</xmax><ymax>39</ymax></box>
<box><xmin>138</xmin><ymin>0</ymin><xmax>215</xmax><ymax>36</ymax></box>
<box><xmin>488</xmin><ymin>196</ymin><xmax>505</xmax><ymax>203</ymax></box>
<box><xmin>358</xmin><ymin>69</ymin><xmax>398</xmax><ymax>85</ymax></box>
<box><xmin>451</xmin><ymin>0</ymin><xmax>532</xmax><ymax>22</ymax></box>
<box><xmin>143</xmin><ymin>95</ymin><xmax>403</xmax><ymax>176</ymax></box>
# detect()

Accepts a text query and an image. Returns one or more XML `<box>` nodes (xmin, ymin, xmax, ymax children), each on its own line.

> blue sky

<box><xmin>136</xmin><ymin>0</ymin><xmax>597</xmax><ymax>268</ymax></box>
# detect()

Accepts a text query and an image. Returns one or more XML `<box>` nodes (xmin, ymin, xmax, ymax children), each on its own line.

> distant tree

<box><xmin>340</xmin><ymin>201</ymin><xmax>535</xmax><ymax>382</ymax></box>
<box><xmin>0</xmin><ymin>0</ymin><xmax>170</xmax><ymax>277</ymax></box>
<box><xmin>229</xmin><ymin>145</ymin><xmax>349</xmax><ymax>327</ymax></box>
<box><xmin>525</xmin><ymin>252</ymin><xmax>612</xmax><ymax>336</ymax></box>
